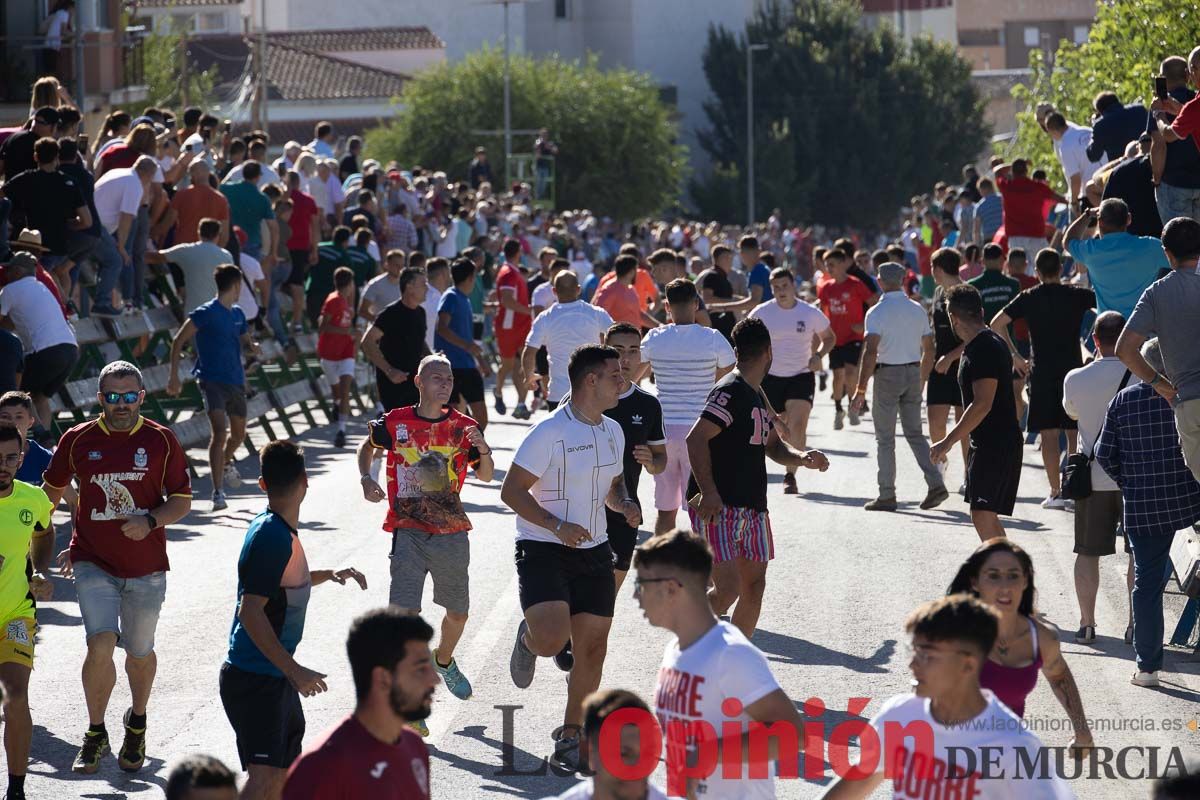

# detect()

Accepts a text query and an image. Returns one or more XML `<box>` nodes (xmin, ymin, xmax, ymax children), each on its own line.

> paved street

<box><xmin>10</xmin><ymin>391</ymin><xmax>1200</xmax><ymax>798</ymax></box>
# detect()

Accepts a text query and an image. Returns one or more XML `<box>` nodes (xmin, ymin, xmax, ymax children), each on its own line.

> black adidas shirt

<box><xmin>605</xmin><ymin>384</ymin><xmax>666</xmax><ymax>501</ymax></box>
<box><xmin>687</xmin><ymin>372</ymin><xmax>772</xmax><ymax>511</ymax></box>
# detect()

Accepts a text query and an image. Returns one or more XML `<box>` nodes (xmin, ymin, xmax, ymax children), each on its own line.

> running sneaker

<box><xmin>512</xmin><ymin>404</ymin><xmax>532</xmax><ymax>420</ymax></box>
<box><xmin>334</xmin><ymin>430</ymin><xmax>346</xmax><ymax>448</ymax></box>
<box><xmin>1130</xmin><ymin>671</ymin><xmax>1159</xmax><ymax>688</ymax></box>
<box><xmin>510</xmin><ymin>620</ymin><xmax>536</xmax><ymax>688</ymax></box>
<box><xmin>407</xmin><ymin>719</ymin><xmax>430</xmax><ymax>737</ymax></box>
<box><xmin>551</xmin><ymin>726</ymin><xmax>587</xmax><ymax>774</ymax></box>
<box><xmin>847</xmin><ymin>406</ymin><xmax>861</xmax><ymax>426</ymax></box>
<box><xmin>118</xmin><ymin>708</ymin><xmax>146</xmax><ymax>772</ymax></box>
<box><xmin>222</xmin><ymin>461</ymin><xmax>243</xmax><ymax>489</ymax></box>
<box><xmin>782</xmin><ymin>473</ymin><xmax>798</xmax><ymax>495</ymax></box>
<box><xmin>553</xmin><ymin>639</ymin><xmax>574</xmax><ymax>672</ymax></box>
<box><xmin>957</xmin><ymin>481</ymin><xmax>967</xmax><ymax>496</ymax></box>
<box><xmin>433</xmin><ymin>649</ymin><xmax>473</xmax><ymax>700</ymax></box>
<box><xmin>494</xmin><ymin>390</ymin><xmax>507</xmax><ymax>416</ymax></box>
<box><xmin>212</xmin><ymin>490</ymin><xmax>228</xmax><ymax>511</ymax></box>
<box><xmin>863</xmin><ymin>497</ymin><xmax>897</xmax><ymax>512</ymax></box>
<box><xmin>920</xmin><ymin>485</ymin><xmax>950</xmax><ymax>510</ymax></box>
<box><xmin>1074</xmin><ymin>625</ymin><xmax>1096</xmax><ymax>644</ymax></box>
<box><xmin>1041</xmin><ymin>495</ymin><xmax>1067</xmax><ymax>510</ymax></box>
<box><xmin>6</xmin><ymin>785</ymin><xmax>26</xmax><ymax>800</ymax></box>
<box><xmin>71</xmin><ymin>729</ymin><xmax>109</xmax><ymax>774</ymax></box>
<box><xmin>833</xmin><ymin>409</ymin><xmax>845</xmax><ymax>430</ymax></box>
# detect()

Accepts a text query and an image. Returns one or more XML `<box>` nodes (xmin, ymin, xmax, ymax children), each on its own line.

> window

<box><xmin>1073</xmin><ymin>25</ymin><xmax>1090</xmax><ymax>45</ymax></box>
<box><xmin>555</xmin><ymin>0</ymin><xmax>570</xmax><ymax>19</ymax></box>
<box><xmin>197</xmin><ymin>12</ymin><xmax>229</xmax><ymax>33</ymax></box>
<box><xmin>1023</xmin><ymin>26</ymin><xmax>1040</xmax><ymax>47</ymax></box>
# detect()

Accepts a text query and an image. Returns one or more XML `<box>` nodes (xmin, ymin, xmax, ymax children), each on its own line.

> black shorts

<box><xmin>219</xmin><ymin>663</ymin><xmax>304</xmax><ymax>770</ymax></box>
<box><xmin>1026</xmin><ymin>368</ymin><xmax>1077</xmax><ymax>433</ymax></box>
<box><xmin>379</xmin><ymin>374</ymin><xmax>420</xmax><ymax>411</ymax></box>
<box><xmin>305</xmin><ymin>290</ymin><xmax>325</xmax><ymax>328</ymax></box>
<box><xmin>199</xmin><ymin>379</ymin><xmax>248</xmax><ymax>418</ymax></box>
<box><xmin>515</xmin><ymin>539</ymin><xmax>616</xmax><ymax>617</ymax></box>
<box><xmin>450</xmin><ymin>368</ymin><xmax>485</xmax><ymax>404</ymax></box>
<box><xmin>966</xmin><ymin>441</ymin><xmax>1022</xmax><ymax>516</ymax></box>
<box><xmin>287</xmin><ymin>249</ymin><xmax>310</xmax><ymax>287</ymax></box>
<box><xmin>926</xmin><ymin>367</ymin><xmax>962</xmax><ymax>407</ymax></box>
<box><xmin>829</xmin><ymin>341</ymin><xmax>863</xmax><ymax>369</ymax></box>
<box><xmin>22</xmin><ymin>343</ymin><xmax>78</xmax><ymax>398</ymax></box>
<box><xmin>605</xmin><ymin>507</ymin><xmax>642</xmax><ymax>572</ymax></box>
<box><xmin>535</xmin><ymin>346</ymin><xmax>549</xmax><ymax>375</ymax></box>
<box><xmin>761</xmin><ymin>372</ymin><xmax>815</xmax><ymax>410</ymax></box>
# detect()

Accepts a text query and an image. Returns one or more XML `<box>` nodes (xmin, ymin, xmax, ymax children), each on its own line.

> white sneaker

<box><xmin>1041</xmin><ymin>495</ymin><xmax>1067</xmax><ymax>510</ymax></box>
<box><xmin>1130</xmin><ymin>671</ymin><xmax>1159</xmax><ymax>688</ymax></box>
<box><xmin>222</xmin><ymin>462</ymin><xmax>243</xmax><ymax>489</ymax></box>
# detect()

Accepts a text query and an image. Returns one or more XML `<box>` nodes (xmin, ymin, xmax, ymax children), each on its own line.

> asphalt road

<box><xmin>9</xmin><ymin>390</ymin><xmax>1200</xmax><ymax>798</ymax></box>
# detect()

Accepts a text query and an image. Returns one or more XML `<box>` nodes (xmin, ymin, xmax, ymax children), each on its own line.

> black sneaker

<box><xmin>118</xmin><ymin>708</ymin><xmax>146</xmax><ymax>772</ymax></box>
<box><xmin>71</xmin><ymin>729</ymin><xmax>109</xmax><ymax>774</ymax></box>
<box><xmin>550</xmin><ymin>726</ymin><xmax>589</xmax><ymax>774</ymax></box>
<box><xmin>334</xmin><ymin>430</ymin><xmax>346</xmax><ymax>448</ymax></box>
<box><xmin>6</xmin><ymin>786</ymin><xmax>26</xmax><ymax>800</ymax></box>
<box><xmin>553</xmin><ymin>639</ymin><xmax>574</xmax><ymax>672</ymax></box>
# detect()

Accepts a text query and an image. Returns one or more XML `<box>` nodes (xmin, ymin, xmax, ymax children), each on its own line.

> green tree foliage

<box><xmin>1009</xmin><ymin>0</ymin><xmax>1200</xmax><ymax>194</ymax></box>
<box><xmin>693</xmin><ymin>0</ymin><xmax>989</xmax><ymax>226</ymax></box>
<box><xmin>364</xmin><ymin>47</ymin><xmax>685</xmax><ymax>219</ymax></box>
<box><xmin>138</xmin><ymin>23</ymin><xmax>218</xmax><ymax>110</ymax></box>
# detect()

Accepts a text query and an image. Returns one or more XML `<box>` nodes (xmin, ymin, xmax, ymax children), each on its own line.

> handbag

<box><xmin>1061</xmin><ymin>369</ymin><xmax>1131</xmax><ymax>500</ymax></box>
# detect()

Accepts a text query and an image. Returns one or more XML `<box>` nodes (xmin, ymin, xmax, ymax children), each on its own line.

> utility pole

<box><xmin>503</xmin><ymin>0</ymin><xmax>512</xmax><ymax>188</ymax></box>
<box><xmin>258</xmin><ymin>0</ymin><xmax>269</xmax><ymax>130</ymax></box>
<box><xmin>180</xmin><ymin>30</ymin><xmax>190</xmax><ymax>107</ymax></box>
<box><xmin>746</xmin><ymin>42</ymin><xmax>767</xmax><ymax>226</ymax></box>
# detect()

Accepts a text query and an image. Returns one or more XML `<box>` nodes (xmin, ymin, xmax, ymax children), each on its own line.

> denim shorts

<box><xmin>73</xmin><ymin>560</ymin><xmax>167</xmax><ymax>658</ymax></box>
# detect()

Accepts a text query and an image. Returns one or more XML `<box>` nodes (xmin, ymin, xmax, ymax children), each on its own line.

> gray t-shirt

<box><xmin>1126</xmin><ymin>267</ymin><xmax>1200</xmax><ymax>401</ymax></box>
<box><xmin>161</xmin><ymin>241</ymin><xmax>232</xmax><ymax>314</ymax></box>
<box><xmin>361</xmin><ymin>273</ymin><xmax>401</xmax><ymax>316</ymax></box>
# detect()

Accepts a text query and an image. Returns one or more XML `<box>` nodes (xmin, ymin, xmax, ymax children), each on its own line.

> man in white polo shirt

<box><xmin>640</xmin><ymin>279</ymin><xmax>735</xmax><ymax>534</ymax></box>
<box><xmin>852</xmin><ymin>262</ymin><xmax>947</xmax><ymax>512</ymax></box>
<box><xmin>523</xmin><ymin>270</ymin><xmax>613</xmax><ymax>411</ymax></box>
<box><xmin>748</xmin><ymin>267</ymin><xmax>835</xmax><ymax>494</ymax></box>
<box><xmin>93</xmin><ymin>155</ymin><xmax>159</xmax><ymax>268</ymax></box>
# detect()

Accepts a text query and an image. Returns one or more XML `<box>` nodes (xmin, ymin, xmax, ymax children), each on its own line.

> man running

<box><xmin>282</xmin><ymin>608</ymin><xmax>438</xmax><ymax>799</ymax></box>
<box><xmin>926</xmin><ymin>249</ymin><xmax>969</xmax><ymax>491</ymax></box>
<box><xmin>634</xmin><ymin>529</ymin><xmax>802</xmax><ymax>799</ymax></box>
<box><xmin>501</xmin><ymin>345</ymin><xmax>639</xmax><ymax>772</ymax></box>
<box><xmin>436</xmin><ymin>258</ymin><xmax>491</xmax><ymax>428</ymax></box>
<box><xmin>0</xmin><ymin>425</ymin><xmax>53</xmax><ymax>800</ymax></box>
<box><xmin>43</xmin><ymin>361</ymin><xmax>192</xmax><ymax>775</ymax></box>
<box><xmin>494</xmin><ymin>238</ymin><xmax>533</xmax><ymax>419</ymax></box>
<box><xmin>819</xmin><ymin>595</ymin><xmax>1071</xmax><ymax>799</ymax></box>
<box><xmin>167</xmin><ymin>264</ymin><xmax>257</xmax><ymax>510</ymax></box>
<box><xmin>316</xmin><ymin>267</ymin><xmax>358</xmax><ymax>448</ymax></box>
<box><xmin>523</xmin><ymin>270</ymin><xmax>613</xmax><ymax>412</ymax></box>
<box><xmin>357</xmin><ymin>354</ymin><xmax>494</xmax><ymax>734</ymax></box>
<box><xmin>930</xmin><ymin>285</ymin><xmax>1023</xmax><ymax>540</ymax></box>
<box><xmin>641</xmin><ymin>279</ymin><xmax>735</xmax><ymax>534</ymax></box>
<box><xmin>220</xmin><ymin>440</ymin><xmax>366</xmax><ymax>800</ymax></box>
<box><xmin>688</xmin><ymin>318</ymin><xmax>829</xmax><ymax>638</ymax></box>
<box><xmin>817</xmin><ymin>248</ymin><xmax>876</xmax><ymax>429</ymax></box>
<box><xmin>748</xmin><ymin>267</ymin><xmax>835</xmax><ymax>494</ymax></box>
<box><xmin>361</xmin><ymin>267</ymin><xmax>429</xmax><ymax>411</ymax></box>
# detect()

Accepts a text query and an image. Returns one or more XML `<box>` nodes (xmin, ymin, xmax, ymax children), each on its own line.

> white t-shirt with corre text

<box><xmin>525</xmin><ymin>301</ymin><xmax>614</xmax><ymax>402</ymax></box>
<box><xmin>0</xmin><ymin>276</ymin><xmax>76</xmax><ymax>353</ymax></box>
<box><xmin>869</xmin><ymin>692</ymin><xmax>1074</xmax><ymax>800</ymax></box>
<box><xmin>640</xmin><ymin>324</ymin><xmax>736</xmax><ymax>427</ymax></box>
<box><xmin>655</xmin><ymin>621</ymin><xmax>781</xmax><ymax>800</ymax></box>
<box><xmin>511</xmin><ymin>403</ymin><xmax>624</xmax><ymax>546</ymax></box>
<box><xmin>748</xmin><ymin>299</ymin><xmax>831</xmax><ymax>377</ymax></box>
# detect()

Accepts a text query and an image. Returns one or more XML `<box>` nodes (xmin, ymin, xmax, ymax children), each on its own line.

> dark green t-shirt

<box><xmin>968</xmin><ymin>269</ymin><xmax>1021</xmax><ymax>326</ymax></box>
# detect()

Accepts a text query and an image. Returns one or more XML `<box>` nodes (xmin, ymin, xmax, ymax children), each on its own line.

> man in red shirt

<box><xmin>494</xmin><ymin>239</ymin><xmax>533</xmax><ymax>419</ymax></box>
<box><xmin>42</xmin><ymin>360</ymin><xmax>192</xmax><ymax>776</ymax></box>
<box><xmin>282</xmin><ymin>608</ymin><xmax>438</xmax><ymax>800</ymax></box>
<box><xmin>817</xmin><ymin>248</ymin><xmax>875</xmax><ymax>429</ymax></box>
<box><xmin>318</xmin><ymin>267</ymin><xmax>358</xmax><ymax>448</ymax></box>
<box><xmin>994</xmin><ymin>160</ymin><xmax>1067</xmax><ymax>261</ymax></box>
<box><xmin>593</xmin><ymin>254</ymin><xmax>650</xmax><ymax>329</ymax></box>
<box><xmin>284</xmin><ymin>171</ymin><xmax>322</xmax><ymax>334</ymax></box>
<box><xmin>165</xmin><ymin>160</ymin><xmax>229</xmax><ymax>246</ymax></box>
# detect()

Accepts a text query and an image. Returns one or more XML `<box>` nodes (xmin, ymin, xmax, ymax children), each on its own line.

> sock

<box><xmin>127</xmin><ymin>711</ymin><xmax>146</xmax><ymax>729</ymax></box>
<box><xmin>435</xmin><ymin>652</ymin><xmax>451</xmax><ymax>669</ymax></box>
<box><xmin>88</xmin><ymin>722</ymin><xmax>106</xmax><ymax>736</ymax></box>
<box><xmin>338</xmin><ymin>419</ymin><xmax>346</xmax><ymax>433</ymax></box>
<box><xmin>8</xmin><ymin>775</ymin><xmax>24</xmax><ymax>792</ymax></box>
<box><xmin>834</xmin><ymin>400</ymin><xmax>843</xmax><ymax>412</ymax></box>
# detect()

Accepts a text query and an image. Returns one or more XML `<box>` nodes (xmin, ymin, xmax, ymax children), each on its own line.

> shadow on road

<box><xmin>798</xmin><ymin>492</ymin><xmax>872</xmax><ymax>508</ymax></box>
<box><xmin>29</xmin><ymin>726</ymin><xmax>168</xmax><ymax>795</ymax></box>
<box><xmin>431</xmin><ymin>724</ymin><xmax>575</xmax><ymax>797</ymax></box>
<box><xmin>753</xmin><ymin>630</ymin><xmax>898</xmax><ymax>674</ymax></box>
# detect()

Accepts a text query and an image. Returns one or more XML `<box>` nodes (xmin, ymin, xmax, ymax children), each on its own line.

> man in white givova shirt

<box><xmin>524</xmin><ymin>269</ymin><xmax>613</xmax><ymax>411</ymax></box>
<box><xmin>821</xmin><ymin>594</ymin><xmax>1073</xmax><ymax>799</ymax></box>
<box><xmin>748</xmin><ymin>267</ymin><xmax>835</xmax><ymax>494</ymax></box>
<box><xmin>501</xmin><ymin>345</ymin><xmax>641</xmax><ymax>774</ymax></box>
<box><xmin>635</xmin><ymin>529</ymin><xmax>802</xmax><ymax>799</ymax></box>
<box><xmin>640</xmin><ymin>279</ymin><xmax>735</xmax><ymax>534</ymax></box>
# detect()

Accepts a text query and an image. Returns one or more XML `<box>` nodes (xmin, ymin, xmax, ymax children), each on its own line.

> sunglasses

<box><xmin>101</xmin><ymin>390</ymin><xmax>144</xmax><ymax>405</ymax></box>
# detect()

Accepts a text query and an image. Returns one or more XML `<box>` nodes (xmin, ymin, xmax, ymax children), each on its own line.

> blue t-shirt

<box><xmin>1066</xmin><ymin>233</ymin><xmax>1169</xmax><ymax>319</ymax></box>
<box><xmin>748</xmin><ymin>261</ymin><xmax>773</xmax><ymax>301</ymax></box>
<box><xmin>434</xmin><ymin>287</ymin><xmax>476</xmax><ymax>369</ymax></box>
<box><xmin>190</xmin><ymin>299</ymin><xmax>247</xmax><ymax>386</ymax></box>
<box><xmin>17</xmin><ymin>440</ymin><xmax>52</xmax><ymax>486</ymax></box>
<box><xmin>227</xmin><ymin>510</ymin><xmax>311</xmax><ymax>676</ymax></box>
<box><xmin>582</xmin><ymin>271</ymin><xmax>600</xmax><ymax>303</ymax></box>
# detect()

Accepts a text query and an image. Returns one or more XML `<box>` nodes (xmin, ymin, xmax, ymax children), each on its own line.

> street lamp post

<box><xmin>746</xmin><ymin>42</ymin><xmax>768</xmax><ymax>227</ymax></box>
<box><xmin>503</xmin><ymin>0</ymin><xmax>512</xmax><ymax>188</ymax></box>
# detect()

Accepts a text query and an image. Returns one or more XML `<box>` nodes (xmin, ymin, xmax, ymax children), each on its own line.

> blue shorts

<box><xmin>73</xmin><ymin>560</ymin><xmax>166</xmax><ymax>658</ymax></box>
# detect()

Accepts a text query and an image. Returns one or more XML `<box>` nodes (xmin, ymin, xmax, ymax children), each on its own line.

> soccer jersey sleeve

<box><xmin>647</xmin><ymin>396</ymin><xmax>666</xmax><ymax>446</ymax></box>
<box><xmin>30</xmin><ymin>485</ymin><xmax>53</xmax><ymax>536</ymax></box>
<box><xmin>161</xmin><ymin>430</ymin><xmax>192</xmax><ymax>499</ymax></box>
<box><xmin>241</xmin><ymin>524</ymin><xmax>293</xmax><ymax>598</ymax></box>
<box><xmin>367</xmin><ymin>413</ymin><xmax>393</xmax><ymax>450</ymax></box>
<box><xmin>699</xmin><ymin>385</ymin><xmax>737</xmax><ymax>431</ymax></box>
<box><xmin>511</xmin><ymin>419</ymin><xmax>553</xmax><ymax>476</ymax></box>
<box><xmin>42</xmin><ymin>427</ymin><xmax>79</xmax><ymax>490</ymax></box>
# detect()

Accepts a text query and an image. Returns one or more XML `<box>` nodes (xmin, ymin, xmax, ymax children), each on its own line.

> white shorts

<box><xmin>320</xmin><ymin>358</ymin><xmax>356</xmax><ymax>386</ymax></box>
<box><xmin>653</xmin><ymin>424</ymin><xmax>693</xmax><ymax>511</ymax></box>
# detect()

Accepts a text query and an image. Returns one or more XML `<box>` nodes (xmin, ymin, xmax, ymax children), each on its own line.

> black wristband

<box><xmin>146</xmin><ymin>513</ymin><xmax>158</xmax><ymax>530</ymax></box>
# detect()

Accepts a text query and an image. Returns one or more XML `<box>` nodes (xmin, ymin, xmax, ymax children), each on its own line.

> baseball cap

<box><xmin>33</xmin><ymin>106</ymin><xmax>60</xmax><ymax>126</ymax></box>
<box><xmin>2</xmin><ymin>251</ymin><xmax>39</xmax><ymax>272</ymax></box>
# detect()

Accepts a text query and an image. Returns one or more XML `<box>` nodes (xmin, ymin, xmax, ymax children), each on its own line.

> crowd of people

<box><xmin>0</xmin><ymin>45</ymin><xmax>1197</xmax><ymax>800</ymax></box>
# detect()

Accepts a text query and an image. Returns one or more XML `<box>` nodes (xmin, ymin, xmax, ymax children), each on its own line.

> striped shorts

<box><xmin>687</xmin><ymin>506</ymin><xmax>774</xmax><ymax>563</ymax></box>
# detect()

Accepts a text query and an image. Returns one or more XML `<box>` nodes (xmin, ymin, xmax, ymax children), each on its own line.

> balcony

<box><xmin>0</xmin><ymin>26</ymin><xmax>148</xmax><ymax>108</ymax></box>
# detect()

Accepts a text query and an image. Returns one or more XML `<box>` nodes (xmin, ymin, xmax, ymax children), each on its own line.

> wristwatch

<box><xmin>145</xmin><ymin>513</ymin><xmax>158</xmax><ymax>530</ymax></box>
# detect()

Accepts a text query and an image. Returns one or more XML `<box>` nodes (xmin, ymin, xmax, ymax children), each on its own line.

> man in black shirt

<box><xmin>1102</xmin><ymin>135</ymin><xmax>1162</xmax><ymax>237</ymax></box>
<box><xmin>931</xmin><ymin>284</ymin><xmax>1022</xmax><ymax>541</ymax></box>
<box><xmin>990</xmin><ymin>248</ymin><xmax>1095</xmax><ymax>509</ymax></box>
<box><xmin>1</xmin><ymin>137</ymin><xmax>91</xmax><ymax>261</ymax></box>
<box><xmin>338</xmin><ymin>137</ymin><xmax>361</xmax><ymax>182</ymax></box>
<box><xmin>602</xmin><ymin>323</ymin><xmax>666</xmax><ymax>588</ymax></box>
<box><xmin>361</xmin><ymin>267</ymin><xmax>429</xmax><ymax>410</ymax></box>
<box><xmin>687</xmin><ymin>317</ymin><xmax>829</xmax><ymax>638</ymax></box>
<box><xmin>696</xmin><ymin>244</ymin><xmax>738</xmax><ymax>341</ymax></box>
<box><xmin>0</xmin><ymin>107</ymin><xmax>59</xmax><ymax>181</ymax></box>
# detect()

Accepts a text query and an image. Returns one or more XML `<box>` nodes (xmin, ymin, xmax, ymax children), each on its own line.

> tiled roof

<box><xmin>266</xmin><ymin>27</ymin><xmax>444</xmax><ymax>52</ymax></box>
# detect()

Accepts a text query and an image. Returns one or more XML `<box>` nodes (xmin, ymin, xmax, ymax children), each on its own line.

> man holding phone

<box><xmin>1150</xmin><ymin>51</ymin><xmax>1200</xmax><ymax>224</ymax></box>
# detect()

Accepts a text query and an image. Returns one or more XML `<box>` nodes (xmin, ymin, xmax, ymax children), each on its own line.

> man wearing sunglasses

<box><xmin>42</xmin><ymin>360</ymin><xmax>192</xmax><ymax>776</ymax></box>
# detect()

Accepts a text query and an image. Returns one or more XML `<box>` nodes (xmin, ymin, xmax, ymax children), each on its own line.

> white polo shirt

<box><xmin>1063</xmin><ymin>355</ymin><xmax>1132</xmax><ymax>492</ymax></box>
<box><xmin>748</xmin><ymin>299</ymin><xmax>831</xmax><ymax>377</ymax></box>
<box><xmin>524</xmin><ymin>300</ymin><xmax>613</xmax><ymax>402</ymax></box>
<box><xmin>863</xmin><ymin>290</ymin><xmax>931</xmax><ymax>365</ymax></box>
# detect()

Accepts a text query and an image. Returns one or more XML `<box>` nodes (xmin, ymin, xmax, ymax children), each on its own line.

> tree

<box><xmin>364</xmin><ymin>47</ymin><xmax>685</xmax><ymax>219</ymax></box>
<box><xmin>692</xmin><ymin>0</ymin><xmax>989</xmax><ymax>226</ymax></box>
<box><xmin>1008</xmin><ymin>0</ymin><xmax>1200</xmax><ymax>194</ymax></box>
<box><xmin>136</xmin><ymin>21</ymin><xmax>218</xmax><ymax>110</ymax></box>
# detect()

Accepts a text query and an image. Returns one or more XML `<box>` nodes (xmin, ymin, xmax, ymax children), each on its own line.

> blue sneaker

<box><xmin>433</xmin><ymin>648</ymin><xmax>473</xmax><ymax>700</ymax></box>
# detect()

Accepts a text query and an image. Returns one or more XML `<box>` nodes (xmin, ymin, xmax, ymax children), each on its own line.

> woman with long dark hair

<box><xmin>947</xmin><ymin>537</ymin><xmax>1094</xmax><ymax>753</ymax></box>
